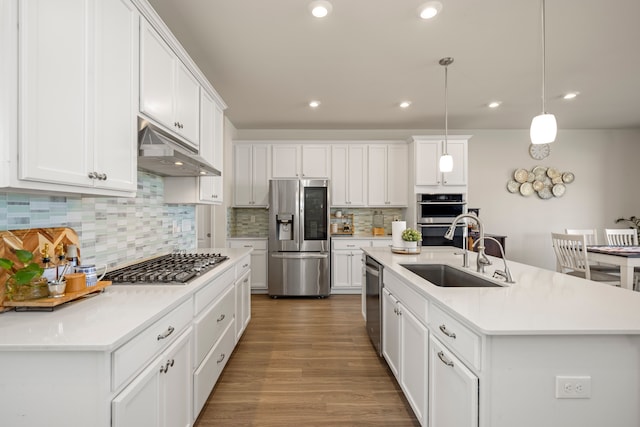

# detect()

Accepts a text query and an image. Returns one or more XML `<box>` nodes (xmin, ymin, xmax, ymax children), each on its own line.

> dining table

<box><xmin>587</xmin><ymin>245</ymin><xmax>640</xmax><ymax>291</ymax></box>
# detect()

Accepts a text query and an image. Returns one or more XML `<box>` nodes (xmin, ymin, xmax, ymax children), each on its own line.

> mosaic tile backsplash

<box><xmin>227</xmin><ymin>207</ymin><xmax>405</xmax><ymax>237</ymax></box>
<box><xmin>0</xmin><ymin>172</ymin><xmax>196</xmax><ymax>268</ymax></box>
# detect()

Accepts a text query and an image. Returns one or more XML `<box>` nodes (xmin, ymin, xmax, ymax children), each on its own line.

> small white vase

<box><xmin>404</xmin><ymin>241</ymin><xmax>417</xmax><ymax>249</ymax></box>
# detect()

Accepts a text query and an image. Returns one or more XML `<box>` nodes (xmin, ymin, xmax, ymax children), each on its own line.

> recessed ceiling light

<box><xmin>400</xmin><ymin>101</ymin><xmax>411</xmax><ymax>109</ymax></box>
<box><xmin>419</xmin><ymin>1</ymin><xmax>442</xmax><ymax>19</ymax></box>
<box><xmin>174</xmin><ymin>161</ymin><xmax>183</xmax><ymax>166</ymax></box>
<box><xmin>563</xmin><ymin>92</ymin><xmax>579</xmax><ymax>100</ymax></box>
<box><xmin>488</xmin><ymin>101</ymin><xmax>502</xmax><ymax>108</ymax></box>
<box><xmin>200</xmin><ymin>171</ymin><xmax>207</xmax><ymax>175</ymax></box>
<box><xmin>309</xmin><ymin>0</ymin><xmax>332</xmax><ymax>18</ymax></box>
<box><xmin>309</xmin><ymin>100</ymin><xmax>320</xmax><ymax>108</ymax></box>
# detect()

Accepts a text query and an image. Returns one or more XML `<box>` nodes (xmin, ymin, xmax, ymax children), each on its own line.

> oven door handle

<box><xmin>365</xmin><ymin>265</ymin><xmax>380</xmax><ymax>277</ymax></box>
<box><xmin>418</xmin><ymin>201</ymin><xmax>466</xmax><ymax>205</ymax></box>
<box><xmin>418</xmin><ymin>223</ymin><xmax>466</xmax><ymax>228</ymax></box>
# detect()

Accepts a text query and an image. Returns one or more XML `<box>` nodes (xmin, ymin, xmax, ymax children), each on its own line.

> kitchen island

<box><xmin>0</xmin><ymin>247</ymin><xmax>252</xmax><ymax>427</ymax></box>
<box><xmin>364</xmin><ymin>246</ymin><xmax>640</xmax><ymax>427</ymax></box>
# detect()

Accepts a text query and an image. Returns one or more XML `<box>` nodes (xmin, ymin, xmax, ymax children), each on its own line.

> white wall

<box><xmin>232</xmin><ymin>128</ymin><xmax>640</xmax><ymax>270</ymax></box>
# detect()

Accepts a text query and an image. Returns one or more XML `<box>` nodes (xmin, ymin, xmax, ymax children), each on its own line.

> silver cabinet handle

<box><xmin>437</xmin><ymin>351</ymin><xmax>454</xmax><ymax>367</ymax></box>
<box><xmin>243</xmin><ymin>245</ymin><xmax>253</xmax><ymax>248</ymax></box>
<box><xmin>217</xmin><ymin>314</ymin><xmax>225</xmax><ymax>322</ymax></box>
<box><xmin>159</xmin><ymin>358</ymin><xmax>175</xmax><ymax>374</ymax></box>
<box><xmin>439</xmin><ymin>324</ymin><xmax>456</xmax><ymax>339</ymax></box>
<box><xmin>88</xmin><ymin>171</ymin><xmax>97</xmax><ymax>179</ymax></box>
<box><xmin>217</xmin><ymin>353</ymin><xmax>226</xmax><ymax>364</ymax></box>
<box><xmin>243</xmin><ymin>263</ymin><xmax>249</xmax><ymax>268</ymax></box>
<box><xmin>243</xmin><ymin>278</ymin><xmax>249</xmax><ymax>283</ymax></box>
<box><xmin>157</xmin><ymin>326</ymin><xmax>175</xmax><ymax>340</ymax></box>
<box><xmin>98</xmin><ymin>173</ymin><xmax>107</xmax><ymax>181</ymax></box>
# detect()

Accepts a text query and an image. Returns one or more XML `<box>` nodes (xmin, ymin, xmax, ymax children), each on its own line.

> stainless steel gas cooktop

<box><xmin>104</xmin><ymin>253</ymin><xmax>228</xmax><ymax>285</ymax></box>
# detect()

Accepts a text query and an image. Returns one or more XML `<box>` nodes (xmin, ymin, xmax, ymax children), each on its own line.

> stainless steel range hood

<box><xmin>137</xmin><ymin>121</ymin><xmax>221</xmax><ymax>177</ymax></box>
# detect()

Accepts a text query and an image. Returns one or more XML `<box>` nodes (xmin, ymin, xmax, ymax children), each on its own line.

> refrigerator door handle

<box><xmin>271</xmin><ymin>253</ymin><xmax>329</xmax><ymax>259</ymax></box>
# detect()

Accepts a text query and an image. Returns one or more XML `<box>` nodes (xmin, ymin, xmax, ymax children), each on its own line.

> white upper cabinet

<box><xmin>271</xmin><ymin>144</ymin><xmax>330</xmax><ymax>179</ymax></box>
<box><xmin>331</xmin><ymin>145</ymin><xmax>366</xmax><ymax>206</ymax></box>
<box><xmin>164</xmin><ymin>90</ymin><xmax>225</xmax><ymax>204</ymax></box>
<box><xmin>368</xmin><ymin>144</ymin><xmax>408</xmax><ymax>206</ymax></box>
<box><xmin>11</xmin><ymin>0</ymin><xmax>138</xmax><ymax>196</ymax></box>
<box><xmin>412</xmin><ymin>136</ymin><xmax>469</xmax><ymax>189</ymax></box>
<box><xmin>140</xmin><ymin>19</ymin><xmax>200</xmax><ymax>148</ymax></box>
<box><xmin>234</xmin><ymin>143</ymin><xmax>271</xmax><ymax>207</ymax></box>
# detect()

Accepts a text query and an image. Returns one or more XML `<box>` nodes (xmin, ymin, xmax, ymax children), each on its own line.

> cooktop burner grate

<box><xmin>104</xmin><ymin>253</ymin><xmax>229</xmax><ymax>285</ymax></box>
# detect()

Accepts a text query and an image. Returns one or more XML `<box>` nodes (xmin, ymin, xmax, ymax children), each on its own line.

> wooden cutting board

<box><xmin>3</xmin><ymin>281</ymin><xmax>111</xmax><ymax>311</ymax></box>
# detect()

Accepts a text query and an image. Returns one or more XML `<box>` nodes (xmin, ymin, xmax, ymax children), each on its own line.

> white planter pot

<box><xmin>404</xmin><ymin>241</ymin><xmax>418</xmax><ymax>249</ymax></box>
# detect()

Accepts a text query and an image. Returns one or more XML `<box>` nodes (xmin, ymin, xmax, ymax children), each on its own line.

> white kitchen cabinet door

<box><xmin>332</xmin><ymin>250</ymin><xmax>352</xmax><ymax>289</ymax></box>
<box><xmin>227</xmin><ymin>239</ymin><xmax>268</xmax><ymax>291</ymax></box>
<box><xmin>18</xmin><ymin>0</ymin><xmax>137</xmax><ymax>194</ymax></box>
<box><xmin>349</xmin><ymin>250</ymin><xmax>363</xmax><ymax>288</ymax></box>
<box><xmin>368</xmin><ymin>144</ymin><xmax>408</xmax><ymax>207</ymax></box>
<box><xmin>301</xmin><ymin>145</ymin><xmax>330</xmax><ymax>178</ymax></box>
<box><xmin>93</xmin><ymin>0</ymin><xmax>139</xmax><ymax>192</ymax></box>
<box><xmin>140</xmin><ymin>19</ymin><xmax>200</xmax><ymax>149</ymax></box>
<box><xmin>399</xmin><ymin>302</ymin><xmax>428</xmax><ymax>425</ymax></box>
<box><xmin>386</xmin><ymin>144</ymin><xmax>408</xmax><ymax>206</ymax></box>
<box><xmin>414</xmin><ymin>138</ymin><xmax>468</xmax><ymax>188</ymax></box>
<box><xmin>331</xmin><ymin>145</ymin><xmax>366</xmax><ymax>206</ymax></box>
<box><xmin>175</xmin><ymin>60</ymin><xmax>200</xmax><ymax>145</ymax></box>
<box><xmin>382</xmin><ymin>288</ymin><xmax>401</xmax><ymax>378</ymax></box>
<box><xmin>140</xmin><ymin>19</ymin><xmax>175</xmax><ymax>130</ymax></box>
<box><xmin>234</xmin><ymin>144</ymin><xmax>270</xmax><ymax>207</ymax></box>
<box><xmin>429</xmin><ymin>335</ymin><xmax>479</xmax><ymax>427</ymax></box>
<box><xmin>271</xmin><ymin>144</ymin><xmax>300</xmax><ymax>178</ymax></box>
<box><xmin>113</xmin><ymin>328</ymin><xmax>193</xmax><ymax>427</ymax></box>
<box><xmin>235</xmin><ymin>269</ymin><xmax>251</xmax><ymax>341</ymax></box>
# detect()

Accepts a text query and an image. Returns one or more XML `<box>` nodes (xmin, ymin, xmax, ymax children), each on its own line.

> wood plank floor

<box><xmin>194</xmin><ymin>294</ymin><xmax>420</xmax><ymax>426</ymax></box>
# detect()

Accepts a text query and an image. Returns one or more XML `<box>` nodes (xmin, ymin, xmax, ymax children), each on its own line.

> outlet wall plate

<box><xmin>555</xmin><ymin>375</ymin><xmax>592</xmax><ymax>399</ymax></box>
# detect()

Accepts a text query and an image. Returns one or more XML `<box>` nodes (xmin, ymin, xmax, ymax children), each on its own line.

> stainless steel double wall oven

<box><xmin>417</xmin><ymin>193</ymin><xmax>467</xmax><ymax>248</ymax></box>
<box><xmin>268</xmin><ymin>179</ymin><xmax>330</xmax><ymax>297</ymax></box>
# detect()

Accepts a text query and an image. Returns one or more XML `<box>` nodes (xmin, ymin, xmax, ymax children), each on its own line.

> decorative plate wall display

<box><xmin>506</xmin><ymin>167</ymin><xmax>575</xmax><ymax>199</ymax></box>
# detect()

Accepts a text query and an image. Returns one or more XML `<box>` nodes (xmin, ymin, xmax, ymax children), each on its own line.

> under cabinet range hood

<box><xmin>137</xmin><ymin>121</ymin><xmax>221</xmax><ymax>177</ymax></box>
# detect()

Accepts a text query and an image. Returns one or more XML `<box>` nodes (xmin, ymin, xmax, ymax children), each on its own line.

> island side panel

<box><xmin>483</xmin><ymin>335</ymin><xmax>640</xmax><ymax>427</ymax></box>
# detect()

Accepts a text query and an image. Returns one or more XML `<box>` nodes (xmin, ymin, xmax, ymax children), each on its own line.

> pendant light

<box><xmin>439</xmin><ymin>57</ymin><xmax>454</xmax><ymax>173</ymax></box>
<box><xmin>530</xmin><ymin>0</ymin><xmax>557</xmax><ymax>144</ymax></box>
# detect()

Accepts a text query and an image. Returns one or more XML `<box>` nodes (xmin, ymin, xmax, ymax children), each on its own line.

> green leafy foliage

<box><xmin>0</xmin><ymin>250</ymin><xmax>45</xmax><ymax>285</ymax></box>
<box><xmin>401</xmin><ymin>228</ymin><xmax>422</xmax><ymax>242</ymax></box>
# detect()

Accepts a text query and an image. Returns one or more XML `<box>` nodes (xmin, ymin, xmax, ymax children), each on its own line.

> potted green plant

<box><xmin>401</xmin><ymin>228</ymin><xmax>422</xmax><ymax>249</ymax></box>
<box><xmin>0</xmin><ymin>249</ymin><xmax>48</xmax><ymax>301</ymax></box>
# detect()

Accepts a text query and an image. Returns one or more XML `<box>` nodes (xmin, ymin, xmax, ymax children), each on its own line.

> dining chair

<box><xmin>564</xmin><ymin>228</ymin><xmax>618</xmax><ymax>273</ymax></box>
<box><xmin>604</xmin><ymin>228</ymin><xmax>639</xmax><ymax>246</ymax></box>
<box><xmin>551</xmin><ymin>232</ymin><xmax>620</xmax><ymax>286</ymax></box>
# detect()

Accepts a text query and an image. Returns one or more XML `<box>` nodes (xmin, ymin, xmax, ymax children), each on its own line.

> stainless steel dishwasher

<box><xmin>365</xmin><ymin>255</ymin><xmax>383</xmax><ymax>356</ymax></box>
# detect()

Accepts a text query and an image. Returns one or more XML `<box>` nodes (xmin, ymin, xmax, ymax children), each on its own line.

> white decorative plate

<box><xmin>537</xmin><ymin>187</ymin><xmax>553</xmax><ymax>199</ymax></box>
<box><xmin>546</xmin><ymin>167</ymin><xmax>560</xmax><ymax>179</ymax></box>
<box><xmin>506</xmin><ymin>180</ymin><xmax>520</xmax><ymax>193</ymax></box>
<box><xmin>562</xmin><ymin>172</ymin><xmax>575</xmax><ymax>183</ymax></box>
<box><xmin>533</xmin><ymin>180</ymin><xmax>544</xmax><ymax>191</ymax></box>
<box><xmin>519</xmin><ymin>182</ymin><xmax>534</xmax><ymax>196</ymax></box>
<box><xmin>552</xmin><ymin>183</ymin><xmax>566</xmax><ymax>197</ymax></box>
<box><xmin>514</xmin><ymin>168</ymin><xmax>528</xmax><ymax>183</ymax></box>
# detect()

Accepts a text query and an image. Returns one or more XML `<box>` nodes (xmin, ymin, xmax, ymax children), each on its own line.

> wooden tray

<box><xmin>3</xmin><ymin>281</ymin><xmax>111</xmax><ymax>311</ymax></box>
<box><xmin>391</xmin><ymin>246</ymin><xmax>422</xmax><ymax>255</ymax></box>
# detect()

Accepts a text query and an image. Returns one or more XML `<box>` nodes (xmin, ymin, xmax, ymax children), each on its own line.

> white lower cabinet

<box><xmin>429</xmin><ymin>335</ymin><xmax>479</xmax><ymax>427</ymax></box>
<box><xmin>227</xmin><ymin>239</ymin><xmax>267</xmax><ymax>292</ymax></box>
<box><xmin>112</xmin><ymin>327</ymin><xmax>193</xmax><ymax>427</ymax></box>
<box><xmin>331</xmin><ymin>239</ymin><xmax>368</xmax><ymax>294</ymax></box>
<box><xmin>235</xmin><ymin>268</ymin><xmax>251</xmax><ymax>341</ymax></box>
<box><xmin>382</xmin><ymin>287</ymin><xmax>428</xmax><ymax>426</ymax></box>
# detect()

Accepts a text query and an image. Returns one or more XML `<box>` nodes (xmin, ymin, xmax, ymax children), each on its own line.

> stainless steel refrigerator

<box><xmin>268</xmin><ymin>179</ymin><xmax>330</xmax><ymax>297</ymax></box>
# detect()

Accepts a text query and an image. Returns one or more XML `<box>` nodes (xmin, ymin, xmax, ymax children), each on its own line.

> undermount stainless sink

<box><xmin>400</xmin><ymin>264</ymin><xmax>504</xmax><ymax>288</ymax></box>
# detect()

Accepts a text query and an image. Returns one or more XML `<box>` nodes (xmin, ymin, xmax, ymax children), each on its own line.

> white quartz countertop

<box><xmin>331</xmin><ymin>234</ymin><xmax>392</xmax><ymax>239</ymax></box>
<box><xmin>364</xmin><ymin>247</ymin><xmax>640</xmax><ymax>335</ymax></box>
<box><xmin>0</xmin><ymin>248</ymin><xmax>251</xmax><ymax>351</ymax></box>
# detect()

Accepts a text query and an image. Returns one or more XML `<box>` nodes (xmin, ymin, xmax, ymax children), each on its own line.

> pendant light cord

<box><xmin>444</xmin><ymin>63</ymin><xmax>448</xmax><ymax>153</ymax></box>
<box><xmin>541</xmin><ymin>0</ymin><xmax>546</xmax><ymax>114</ymax></box>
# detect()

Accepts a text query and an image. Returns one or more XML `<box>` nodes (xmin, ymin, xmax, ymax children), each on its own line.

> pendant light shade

<box><xmin>530</xmin><ymin>0</ymin><xmax>556</xmax><ymax>144</ymax></box>
<box><xmin>439</xmin><ymin>57</ymin><xmax>454</xmax><ymax>173</ymax></box>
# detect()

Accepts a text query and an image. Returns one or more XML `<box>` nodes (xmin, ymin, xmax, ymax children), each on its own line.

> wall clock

<box><xmin>529</xmin><ymin>143</ymin><xmax>550</xmax><ymax>160</ymax></box>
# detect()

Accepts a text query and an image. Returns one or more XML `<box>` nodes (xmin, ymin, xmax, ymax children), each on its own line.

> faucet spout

<box><xmin>445</xmin><ymin>213</ymin><xmax>491</xmax><ymax>273</ymax></box>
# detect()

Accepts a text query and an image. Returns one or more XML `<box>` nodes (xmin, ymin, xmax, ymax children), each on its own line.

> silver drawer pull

<box><xmin>439</xmin><ymin>324</ymin><xmax>456</xmax><ymax>339</ymax></box>
<box><xmin>217</xmin><ymin>314</ymin><xmax>225</xmax><ymax>322</ymax></box>
<box><xmin>243</xmin><ymin>263</ymin><xmax>249</xmax><ymax>268</ymax></box>
<box><xmin>437</xmin><ymin>351</ymin><xmax>454</xmax><ymax>367</ymax></box>
<box><xmin>157</xmin><ymin>326</ymin><xmax>175</xmax><ymax>341</ymax></box>
<box><xmin>243</xmin><ymin>245</ymin><xmax>253</xmax><ymax>248</ymax></box>
<box><xmin>217</xmin><ymin>353</ymin><xmax>226</xmax><ymax>364</ymax></box>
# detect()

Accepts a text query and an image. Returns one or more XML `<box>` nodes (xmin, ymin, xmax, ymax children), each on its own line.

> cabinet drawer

<box><xmin>228</xmin><ymin>239</ymin><xmax>267</xmax><ymax>250</ymax></box>
<box><xmin>384</xmin><ymin>270</ymin><xmax>428</xmax><ymax>325</ymax></box>
<box><xmin>193</xmin><ymin>320</ymin><xmax>235</xmax><ymax>418</ymax></box>
<box><xmin>235</xmin><ymin>255</ymin><xmax>251</xmax><ymax>279</ymax></box>
<box><xmin>194</xmin><ymin>267</ymin><xmax>235</xmax><ymax>315</ymax></box>
<box><xmin>371</xmin><ymin>239</ymin><xmax>392</xmax><ymax>247</ymax></box>
<box><xmin>112</xmin><ymin>299</ymin><xmax>192</xmax><ymax>391</ymax></box>
<box><xmin>332</xmin><ymin>239</ymin><xmax>370</xmax><ymax>250</ymax></box>
<box><xmin>194</xmin><ymin>285</ymin><xmax>235</xmax><ymax>366</ymax></box>
<box><xmin>429</xmin><ymin>304</ymin><xmax>481</xmax><ymax>371</ymax></box>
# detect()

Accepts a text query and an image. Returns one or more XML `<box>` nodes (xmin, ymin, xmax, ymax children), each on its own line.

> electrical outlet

<box><xmin>393</xmin><ymin>216</ymin><xmax>400</xmax><ymax>221</ymax></box>
<box><xmin>250</xmin><ymin>215</ymin><xmax>256</xmax><ymax>223</ymax></box>
<box><xmin>555</xmin><ymin>376</ymin><xmax>591</xmax><ymax>399</ymax></box>
<box><xmin>172</xmin><ymin>220</ymin><xmax>180</xmax><ymax>235</ymax></box>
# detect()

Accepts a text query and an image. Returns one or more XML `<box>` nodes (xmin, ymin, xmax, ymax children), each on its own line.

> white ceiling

<box><xmin>146</xmin><ymin>0</ymin><xmax>640</xmax><ymax>131</ymax></box>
